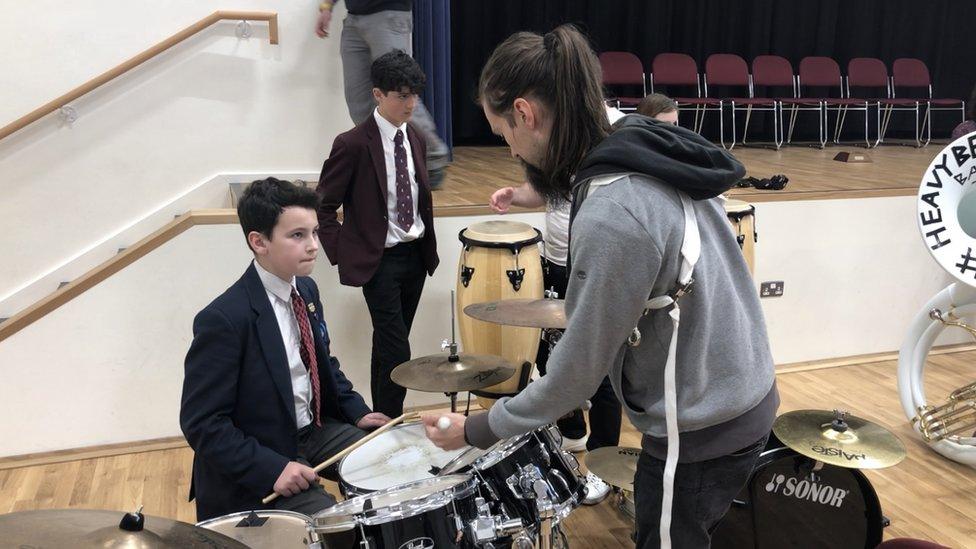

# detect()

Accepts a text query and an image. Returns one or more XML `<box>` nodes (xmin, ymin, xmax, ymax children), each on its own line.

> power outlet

<box><xmin>760</xmin><ymin>281</ymin><xmax>784</xmax><ymax>298</ymax></box>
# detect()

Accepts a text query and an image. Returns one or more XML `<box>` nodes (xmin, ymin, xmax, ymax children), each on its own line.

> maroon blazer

<box><xmin>316</xmin><ymin>115</ymin><xmax>439</xmax><ymax>287</ymax></box>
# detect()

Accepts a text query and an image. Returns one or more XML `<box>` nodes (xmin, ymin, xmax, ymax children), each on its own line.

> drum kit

<box><xmin>11</xmin><ymin>209</ymin><xmax>901</xmax><ymax>549</ymax></box>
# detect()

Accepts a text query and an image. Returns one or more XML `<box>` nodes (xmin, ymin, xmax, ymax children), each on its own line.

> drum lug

<box><xmin>506</xmin><ymin>268</ymin><xmax>525</xmax><ymax>291</ymax></box>
<box><xmin>461</xmin><ymin>265</ymin><xmax>475</xmax><ymax>287</ymax></box>
<box><xmin>468</xmin><ymin>496</ymin><xmax>525</xmax><ymax>543</ymax></box>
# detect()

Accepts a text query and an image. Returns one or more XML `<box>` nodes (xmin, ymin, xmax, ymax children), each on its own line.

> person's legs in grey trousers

<box><xmin>340</xmin><ymin>11</ymin><xmax>449</xmax><ymax>185</ymax></box>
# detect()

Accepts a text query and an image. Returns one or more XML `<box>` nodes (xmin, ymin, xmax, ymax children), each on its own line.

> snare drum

<box><xmin>442</xmin><ymin>425</ymin><xmax>585</xmax><ymax>527</ymax></box>
<box><xmin>338</xmin><ymin>422</ymin><xmax>468</xmax><ymax>495</ymax></box>
<box><xmin>724</xmin><ymin>199</ymin><xmax>757</xmax><ymax>275</ymax></box>
<box><xmin>312</xmin><ymin>474</ymin><xmax>480</xmax><ymax>549</ymax></box>
<box><xmin>457</xmin><ymin>220</ymin><xmax>544</xmax><ymax>409</ymax></box>
<box><xmin>196</xmin><ymin>510</ymin><xmax>319</xmax><ymax>548</ymax></box>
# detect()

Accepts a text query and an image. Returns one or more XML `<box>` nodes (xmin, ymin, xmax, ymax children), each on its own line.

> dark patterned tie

<box><xmin>290</xmin><ymin>288</ymin><xmax>321</xmax><ymax>427</ymax></box>
<box><xmin>393</xmin><ymin>129</ymin><xmax>414</xmax><ymax>231</ymax></box>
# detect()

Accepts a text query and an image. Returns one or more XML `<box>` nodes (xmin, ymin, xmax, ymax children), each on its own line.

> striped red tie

<box><xmin>290</xmin><ymin>289</ymin><xmax>321</xmax><ymax>427</ymax></box>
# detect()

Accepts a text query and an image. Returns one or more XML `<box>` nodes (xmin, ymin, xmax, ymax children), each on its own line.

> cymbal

<box><xmin>464</xmin><ymin>299</ymin><xmax>567</xmax><ymax>329</ymax></box>
<box><xmin>773</xmin><ymin>410</ymin><xmax>907</xmax><ymax>469</ymax></box>
<box><xmin>0</xmin><ymin>509</ymin><xmax>248</xmax><ymax>548</ymax></box>
<box><xmin>391</xmin><ymin>352</ymin><xmax>516</xmax><ymax>393</ymax></box>
<box><xmin>584</xmin><ymin>446</ymin><xmax>641</xmax><ymax>492</ymax></box>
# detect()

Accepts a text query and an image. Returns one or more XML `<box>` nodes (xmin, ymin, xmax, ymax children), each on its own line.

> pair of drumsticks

<box><xmin>262</xmin><ymin>412</ymin><xmax>454</xmax><ymax>504</ymax></box>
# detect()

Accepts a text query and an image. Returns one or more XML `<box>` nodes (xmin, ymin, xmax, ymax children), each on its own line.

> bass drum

<box><xmin>711</xmin><ymin>434</ymin><xmax>884</xmax><ymax>549</ymax></box>
<box><xmin>456</xmin><ymin>220</ymin><xmax>544</xmax><ymax>410</ymax></box>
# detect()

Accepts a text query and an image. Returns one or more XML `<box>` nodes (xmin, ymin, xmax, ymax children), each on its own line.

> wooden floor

<box><xmin>433</xmin><ymin>144</ymin><xmax>939</xmax><ymax>213</ymax></box>
<box><xmin>1</xmin><ymin>352</ymin><xmax>973</xmax><ymax>547</ymax></box>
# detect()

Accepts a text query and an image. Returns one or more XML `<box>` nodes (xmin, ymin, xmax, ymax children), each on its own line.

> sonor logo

<box><xmin>811</xmin><ymin>445</ymin><xmax>866</xmax><ymax>462</ymax></box>
<box><xmin>764</xmin><ymin>474</ymin><xmax>849</xmax><ymax>508</ymax></box>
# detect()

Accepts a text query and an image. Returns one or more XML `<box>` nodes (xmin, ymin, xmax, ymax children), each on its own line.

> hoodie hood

<box><xmin>574</xmin><ymin>114</ymin><xmax>745</xmax><ymax>200</ymax></box>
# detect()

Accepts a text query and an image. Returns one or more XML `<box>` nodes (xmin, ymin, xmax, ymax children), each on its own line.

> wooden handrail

<box><xmin>0</xmin><ymin>209</ymin><xmax>238</xmax><ymax>343</ymax></box>
<box><xmin>0</xmin><ymin>11</ymin><xmax>278</xmax><ymax>142</ymax></box>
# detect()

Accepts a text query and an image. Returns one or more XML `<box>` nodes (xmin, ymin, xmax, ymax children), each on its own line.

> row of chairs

<box><xmin>599</xmin><ymin>52</ymin><xmax>966</xmax><ymax>149</ymax></box>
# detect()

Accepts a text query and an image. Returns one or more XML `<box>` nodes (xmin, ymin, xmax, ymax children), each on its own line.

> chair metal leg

<box><xmin>787</xmin><ymin>105</ymin><xmax>799</xmax><ymax>143</ymax></box>
<box><xmin>741</xmin><ymin>105</ymin><xmax>753</xmax><ymax>145</ymax></box>
<box><xmin>819</xmin><ymin>104</ymin><xmax>827</xmax><ymax>149</ymax></box>
<box><xmin>774</xmin><ymin>103</ymin><xmax>783</xmax><ymax>149</ymax></box>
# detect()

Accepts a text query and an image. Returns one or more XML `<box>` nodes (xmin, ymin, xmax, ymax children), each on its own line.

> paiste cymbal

<box><xmin>585</xmin><ymin>446</ymin><xmax>642</xmax><ymax>492</ymax></box>
<box><xmin>464</xmin><ymin>299</ymin><xmax>567</xmax><ymax>329</ymax></box>
<box><xmin>773</xmin><ymin>410</ymin><xmax>907</xmax><ymax>469</ymax></box>
<box><xmin>391</xmin><ymin>352</ymin><xmax>516</xmax><ymax>393</ymax></box>
<box><xmin>0</xmin><ymin>509</ymin><xmax>249</xmax><ymax>548</ymax></box>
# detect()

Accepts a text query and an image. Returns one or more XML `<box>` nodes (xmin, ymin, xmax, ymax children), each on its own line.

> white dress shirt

<box><xmin>254</xmin><ymin>260</ymin><xmax>313</xmax><ymax>429</ymax></box>
<box><xmin>374</xmin><ymin>108</ymin><xmax>425</xmax><ymax>248</ymax></box>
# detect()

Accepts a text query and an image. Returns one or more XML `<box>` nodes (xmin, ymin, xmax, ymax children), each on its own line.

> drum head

<box><xmin>313</xmin><ymin>475</ymin><xmax>475</xmax><ymax>532</ymax></box>
<box><xmin>461</xmin><ymin>220</ymin><xmax>538</xmax><ymax>243</ymax></box>
<box><xmin>338</xmin><ymin>423</ymin><xmax>467</xmax><ymax>492</ymax></box>
<box><xmin>196</xmin><ymin>510</ymin><xmax>314</xmax><ymax>548</ymax></box>
<box><xmin>712</xmin><ymin>446</ymin><xmax>883</xmax><ymax>549</ymax></box>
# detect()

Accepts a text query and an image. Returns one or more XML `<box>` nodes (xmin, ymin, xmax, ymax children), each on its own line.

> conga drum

<box><xmin>457</xmin><ymin>221</ymin><xmax>544</xmax><ymax>410</ymax></box>
<box><xmin>724</xmin><ymin>199</ymin><xmax>757</xmax><ymax>275</ymax></box>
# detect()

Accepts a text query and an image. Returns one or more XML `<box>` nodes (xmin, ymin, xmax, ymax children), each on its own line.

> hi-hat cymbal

<box><xmin>584</xmin><ymin>446</ymin><xmax>641</xmax><ymax>492</ymax></box>
<box><xmin>391</xmin><ymin>352</ymin><xmax>516</xmax><ymax>393</ymax></box>
<box><xmin>0</xmin><ymin>509</ymin><xmax>248</xmax><ymax>548</ymax></box>
<box><xmin>464</xmin><ymin>299</ymin><xmax>567</xmax><ymax>329</ymax></box>
<box><xmin>773</xmin><ymin>409</ymin><xmax>907</xmax><ymax>469</ymax></box>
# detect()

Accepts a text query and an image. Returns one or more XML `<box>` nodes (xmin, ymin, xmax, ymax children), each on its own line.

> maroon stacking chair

<box><xmin>892</xmin><ymin>58</ymin><xmax>966</xmax><ymax>145</ymax></box>
<box><xmin>650</xmin><ymin>53</ymin><xmax>723</xmax><ymax>141</ymax></box>
<box><xmin>840</xmin><ymin>57</ymin><xmax>892</xmax><ymax>147</ymax></box>
<box><xmin>599</xmin><ymin>52</ymin><xmax>646</xmax><ymax>111</ymax></box>
<box><xmin>794</xmin><ymin>56</ymin><xmax>866</xmax><ymax>148</ymax></box>
<box><xmin>705</xmin><ymin>53</ymin><xmax>780</xmax><ymax>149</ymax></box>
<box><xmin>847</xmin><ymin>57</ymin><xmax>922</xmax><ymax>147</ymax></box>
<box><xmin>751</xmin><ymin>55</ymin><xmax>796</xmax><ymax>148</ymax></box>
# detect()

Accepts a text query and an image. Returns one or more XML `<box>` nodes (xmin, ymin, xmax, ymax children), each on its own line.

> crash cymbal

<box><xmin>0</xmin><ymin>509</ymin><xmax>248</xmax><ymax>548</ymax></box>
<box><xmin>464</xmin><ymin>298</ymin><xmax>567</xmax><ymax>329</ymax></box>
<box><xmin>391</xmin><ymin>352</ymin><xmax>516</xmax><ymax>393</ymax></box>
<box><xmin>773</xmin><ymin>409</ymin><xmax>907</xmax><ymax>469</ymax></box>
<box><xmin>584</xmin><ymin>446</ymin><xmax>641</xmax><ymax>492</ymax></box>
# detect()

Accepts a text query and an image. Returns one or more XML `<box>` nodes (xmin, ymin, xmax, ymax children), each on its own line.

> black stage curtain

<box><xmin>451</xmin><ymin>0</ymin><xmax>976</xmax><ymax>145</ymax></box>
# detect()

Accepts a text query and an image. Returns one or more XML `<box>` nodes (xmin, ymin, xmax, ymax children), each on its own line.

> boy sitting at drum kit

<box><xmin>180</xmin><ymin>178</ymin><xmax>390</xmax><ymax>521</ymax></box>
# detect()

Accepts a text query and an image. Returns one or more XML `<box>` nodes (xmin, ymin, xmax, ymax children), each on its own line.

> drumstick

<box><xmin>261</xmin><ymin>411</ymin><xmax>420</xmax><ymax>504</ymax></box>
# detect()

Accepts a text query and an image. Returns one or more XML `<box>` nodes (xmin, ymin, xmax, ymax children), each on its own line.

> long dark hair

<box><xmin>479</xmin><ymin>25</ymin><xmax>609</xmax><ymax>204</ymax></box>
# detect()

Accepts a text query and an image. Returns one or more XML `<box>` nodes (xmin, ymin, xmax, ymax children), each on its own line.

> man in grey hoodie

<box><xmin>424</xmin><ymin>25</ymin><xmax>778</xmax><ymax>549</ymax></box>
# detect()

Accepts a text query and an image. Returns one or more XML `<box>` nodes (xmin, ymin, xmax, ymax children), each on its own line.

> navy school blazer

<box><xmin>179</xmin><ymin>263</ymin><xmax>371</xmax><ymax>521</ymax></box>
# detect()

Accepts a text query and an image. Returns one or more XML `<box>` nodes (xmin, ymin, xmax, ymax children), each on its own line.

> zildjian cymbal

<box><xmin>773</xmin><ymin>409</ymin><xmax>907</xmax><ymax>469</ymax></box>
<box><xmin>464</xmin><ymin>299</ymin><xmax>567</xmax><ymax>329</ymax></box>
<box><xmin>0</xmin><ymin>509</ymin><xmax>249</xmax><ymax>548</ymax></box>
<box><xmin>391</xmin><ymin>352</ymin><xmax>517</xmax><ymax>393</ymax></box>
<box><xmin>585</xmin><ymin>446</ymin><xmax>642</xmax><ymax>492</ymax></box>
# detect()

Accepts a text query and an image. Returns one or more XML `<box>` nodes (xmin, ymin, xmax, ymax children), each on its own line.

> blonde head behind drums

<box><xmin>457</xmin><ymin>220</ymin><xmax>544</xmax><ymax>410</ymax></box>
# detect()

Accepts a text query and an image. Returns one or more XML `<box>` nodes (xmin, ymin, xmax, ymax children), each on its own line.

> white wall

<box><xmin>0</xmin><ymin>196</ymin><xmax>963</xmax><ymax>457</ymax></box>
<box><xmin>753</xmin><ymin>196</ymin><xmax>965</xmax><ymax>364</ymax></box>
<box><xmin>0</xmin><ymin>0</ymin><xmax>351</xmax><ymax>301</ymax></box>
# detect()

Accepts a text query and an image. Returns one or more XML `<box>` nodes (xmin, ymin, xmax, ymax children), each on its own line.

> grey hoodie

<box><xmin>465</xmin><ymin>117</ymin><xmax>778</xmax><ymax>461</ymax></box>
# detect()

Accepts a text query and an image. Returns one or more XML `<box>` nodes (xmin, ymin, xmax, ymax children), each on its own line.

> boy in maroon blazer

<box><xmin>317</xmin><ymin>50</ymin><xmax>439</xmax><ymax>417</ymax></box>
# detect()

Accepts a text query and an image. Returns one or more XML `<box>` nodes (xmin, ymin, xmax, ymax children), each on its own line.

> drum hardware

<box><xmin>772</xmin><ymin>409</ymin><xmax>906</xmax><ymax>469</ymax></box>
<box><xmin>0</xmin><ymin>508</ymin><xmax>249</xmax><ymax>548</ymax></box>
<box><xmin>467</xmin><ymin>496</ymin><xmax>526</xmax><ymax>544</ymax></box>
<box><xmin>507</xmin><ymin>248</ymin><xmax>526</xmax><ymax>291</ymax></box>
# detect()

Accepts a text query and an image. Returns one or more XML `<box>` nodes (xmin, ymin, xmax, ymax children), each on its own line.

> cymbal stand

<box><xmin>441</xmin><ymin>290</ymin><xmax>461</xmax><ymax>413</ymax></box>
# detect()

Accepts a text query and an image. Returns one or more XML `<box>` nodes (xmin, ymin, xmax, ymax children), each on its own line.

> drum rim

<box><xmin>458</xmin><ymin>227</ymin><xmax>543</xmax><ymax>249</ymax></box>
<box><xmin>468</xmin><ymin>432</ymin><xmax>533</xmax><ymax>470</ymax></box>
<box><xmin>195</xmin><ymin>509</ymin><xmax>312</xmax><ymax>528</ymax></box>
<box><xmin>311</xmin><ymin>474</ymin><xmax>476</xmax><ymax>532</ymax></box>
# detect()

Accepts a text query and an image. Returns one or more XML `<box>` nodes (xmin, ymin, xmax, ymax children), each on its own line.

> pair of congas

<box><xmin>456</xmin><ymin>200</ymin><xmax>756</xmax><ymax>408</ymax></box>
